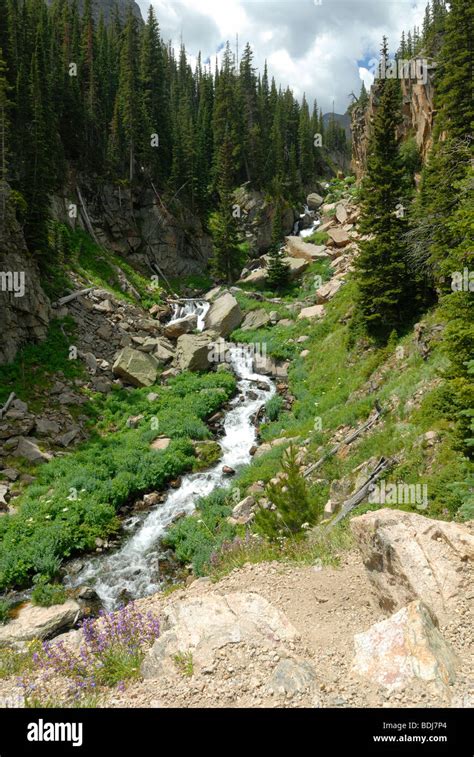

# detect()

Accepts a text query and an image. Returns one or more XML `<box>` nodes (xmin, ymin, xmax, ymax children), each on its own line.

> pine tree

<box><xmin>354</xmin><ymin>38</ymin><xmax>414</xmax><ymax>342</ymax></box>
<box><xmin>0</xmin><ymin>46</ymin><xmax>10</xmax><ymax>217</ymax></box>
<box><xmin>267</xmin><ymin>197</ymin><xmax>290</xmax><ymax>290</ymax></box>
<box><xmin>210</xmin><ymin>127</ymin><xmax>242</xmax><ymax>283</ymax></box>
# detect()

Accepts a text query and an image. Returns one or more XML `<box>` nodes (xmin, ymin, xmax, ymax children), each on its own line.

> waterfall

<box><xmin>168</xmin><ymin>300</ymin><xmax>210</xmax><ymax>332</ymax></box>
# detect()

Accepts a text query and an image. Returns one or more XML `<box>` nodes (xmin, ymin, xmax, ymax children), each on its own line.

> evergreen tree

<box><xmin>267</xmin><ymin>197</ymin><xmax>290</xmax><ymax>290</ymax></box>
<box><xmin>354</xmin><ymin>38</ymin><xmax>414</xmax><ymax>342</ymax></box>
<box><xmin>0</xmin><ymin>46</ymin><xmax>9</xmax><ymax>216</ymax></box>
<box><xmin>210</xmin><ymin>127</ymin><xmax>242</xmax><ymax>282</ymax></box>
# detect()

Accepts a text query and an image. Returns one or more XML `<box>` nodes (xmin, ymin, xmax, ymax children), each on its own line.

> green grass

<box><xmin>0</xmin><ymin>371</ymin><xmax>237</xmax><ymax>592</ymax></box>
<box><xmin>173</xmin><ymin>651</ymin><xmax>194</xmax><ymax>677</ymax></box>
<box><xmin>0</xmin><ymin>318</ymin><xmax>84</xmax><ymax>405</ymax></box>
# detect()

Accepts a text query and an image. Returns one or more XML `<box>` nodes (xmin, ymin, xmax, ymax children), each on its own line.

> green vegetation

<box><xmin>0</xmin><ymin>371</ymin><xmax>236</xmax><ymax>592</ymax></box>
<box><xmin>0</xmin><ymin>318</ymin><xmax>83</xmax><ymax>406</ymax></box>
<box><xmin>173</xmin><ymin>651</ymin><xmax>194</xmax><ymax>677</ymax></box>
<box><xmin>31</xmin><ymin>578</ymin><xmax>67</xmax><ymax>608</ymax></box>
<box><xmin>265</xmin><ymin>395</ymin><xmax>284</xmax><ymax>422</ymax></box>
<box><xmin>0</xmin><ymin>598</ymin><xmax>11</xmax><ymax>624</ymax></box>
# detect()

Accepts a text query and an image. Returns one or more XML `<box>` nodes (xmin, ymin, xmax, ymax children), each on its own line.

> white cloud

<box><xmin>137</xmin><ymin>0</ymin><xmax>427</xmax><ymax>112</ymax></box>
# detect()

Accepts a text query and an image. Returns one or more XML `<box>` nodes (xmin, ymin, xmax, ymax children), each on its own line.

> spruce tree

<box><xmin>267</xmin><ymin>196</ymin><xmax>290</xmax><ymax>290</ymax></box>
<box><xmin>354</xmin><ymin>38</ymin><xmax>414</xmax><ymax>342</ymax></box>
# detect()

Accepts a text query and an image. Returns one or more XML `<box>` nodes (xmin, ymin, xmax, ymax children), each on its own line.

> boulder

<box><xmin>35</xmin><ymin>418</ymin><xmax>61</xmax><ymax>437</ymax></box>
<box><xmin>352</xmin><ymin>601</ymin><xmax>460</xmax><ymax>691</ymax></box>
<box><xmin>153</xmin><ymin>337</ymin><xmax>175</xmax><ymax>365</ymax></box>
<box><xmin>267</xmin><ymin>658</ymin><xmax>318</xmax><ymax>697</ymax></box>
<box><xmin>315</xmin><ymin>278</ymin><xmax>343</xmax><ymax>303</ymax></box>
<box><xmin>151</xmin><ymin>437</ymin><xmax>171</xmax><ymax>452</ymax></box>
<box><xmin>175</xmin><ymin>333</ymin><xmax>212</xmax><ymax>372</ymax></box>
<box><xmin>0</xmin><ymin>600</ymin><xmax>81</xmax><ymax>647</ymax></box>
<box><xmin>285</xmin><ymin>236</ymin><xmax>329</xmax><ymax>262</ymax></box>
<box><xmin>14</xmin><ymin>437</ymin><xmax>53</xmax><ymax>464</ymax></box>
<box><xmin>238</xmin><ymin>268</ymin><xmax>268</xmax><ymax>285</ymax></box>
<box><xmin>141</xmin><ymin>592</ymin><xmax>297</xmax><ymax>677</ymax></box>
<box><xmin>306</xmin><ymin>193</ymin><xmax>324</xmax><ymax>210</ymax></box>
<box><xmin>327</xmin><ymin>228</ymin><xmax>351</xmax><ymax>248</ymax></box>
<box><xmin>298</xmin><ymin>305</ymin><xmax>325</xmax><ymax>321</ymax></box>
<box><xmin>283</xmin><ymin>257</ymin><xmax>309</xmax><ymax>278</ymax></box>
<box><xmin>241</xmin><ymin>310</ymin><xmax>272</xmax><ymax>332</ymax></box>
<box><xmin>204</xmin><ymin>293</ymin><xmax>243</xmax><ymax>337</ymax></box>
<box><xmin>163</xmin><ymin>314</ymin><xmax>198</xmax><ymax>340</ymax></box>
<box><xmin>254</xmin><ymin>353</ymin><xmax>289</xmax><ymax>378</ymax></box>
<box><xmin>350</xmin><ymin>508</ymin><xmax>474</xmax><ymax>622</ymax></box>
<box><xmin>112</xmin><ymin>347</ymin><xmax>159</xmax><ymax>387</ymax></box>
<box><xmin>335</xmin><ymin>204</ymin><xmax>348</xmax><ymax>224</ymax></box>
<box><xmin>232</xmin><ymin>495</ymin><xmax>256</xmax><ymax>520</ymax></box>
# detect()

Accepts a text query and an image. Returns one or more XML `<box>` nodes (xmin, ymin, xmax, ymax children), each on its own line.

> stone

<box><xmin>232</xmin><ymin>496</ymin><xmax>256</xmax><ymax>519</ymax></box>
<box><xmin>204</xmin><ymin>286</ymin><xmax>223</xmax><ymax>302</ymax></box>
<box><xmin>112</xmin><ymin>347</ymin><xmax>159</xmax><ymax>388</ymax></box>
<box><xmin>238</xmin><ymin>268</ymin><xmax>268</xmax><ymax>285</ymax></box>
<box><xmin>268</xmin><ymin>658</ymin><xmax>318</xmax><ymax>696</ymax></box>
<box><xmin>306</xmin><ymin>193</ymin><xmax>324</xmax><ymax>210</ymax></box>
<box><xmin>83</xmin><ymin>352</ymin><xmax>98</xmax><ymax>374</ymax></box>
<box><xmin>164</xmin><ymin>314</ymin><xmax>198</xmax><ymax>340</ymax></box>
<box><xmin>1</xmin><ymin>468</ymin><xmax>19</xmax><ymax>482</ymax></box>
<box><xmin>57</xmin><ymin>429</ymin><xmax>80</xmax><ymax>448</ymax></box>
<box><xmin>327</xmin><ymin>228</ymin><xmax>351</xmax><ymax>248</ymax></box>
<box><xmin>352</xmin><ymin>601</ymin><xmax>460</xmax><ymax>691</ymax></box>
<box><xmin>335</xmin><ymin>204</ymin><xmax>348</xmax><ymax>224</ymax></box>
<box><xmin>204</xmin><ymin>293</ymin><xmax>243</xmax><ymax>337</ymax></box>
<box><xmin>350</xmin><ymin>509</ymin><xmax>474</xmax><ymax>622</ymax></box>
<box><xmin>141</xmin><ymin>592</ymin><xmax>298</xmax><ymax>677</ymax></box>
<box><xmin>175</xmin><ymin>333</ymin><xmax>212</xmax><ymax>372</ymax></box>
<box><xmin>241</xmin><ymin>310</ymin><xmax>271</xmax><ymax>331</ymax></box>
<box><xmin>300</xmin><ymin>350</ymin><xmax>310</xmax><ymax>358</ymax></box>
<box><xmin>35</xmin><ymin>418</ymin><xmax>61</xmax><ymax>436</ymax></box>
<box><xmin>153</xmin><ymin>337</ymin><xmax>175</xmax><ymax>365</ymax></box>
<box><xmin>298</xmin><ymin>305</ymin><xmax>325</xmax><ymax>321</ymax></box>
<box><xmin>315</xmin><ymin>278</ymin><xmax>343</xmax><ymax>303</ymax></box>
<box><xmin>283</xmin><ymin>257</ymin><xmax>309</xmax><ymax>278</ymax></box>
<box><xmin>222</xmin><ymin>466</ymin><xmax>236</xmax><ymax>476</ymax></box>
<box><xmin>147</xmin><ymin>393</ymin><xmax>159</xmax><ymax>403</ymax></box>
<box><xmin>285</xmin><ymin>236</ymin><xmax>329</xmax><ymax>262</ymax></box>
<box><xmin>126</xmin><ymin>415</ymin><xmax>144</xmax><ymax>429</ymax></box>
<box><xmin>15</xmin><ymin>437</ymin><xmax>52</xmax><ymax>464</ymax></box>
<box><xmin>0</xmin><ymin>483</ymin><xmax>9</xmax><ymax>509</ymax></box>
<box><xmin>0</xmin><ymin>600</ymin><xmax>81</xmax><ymax>646</ymax></box>
<box><xmin>253</xmin><ymin>354</ymin><xmax>289</xmax><ymax>378</ymax></box>
<box><xmin>151</xmin><ymin>437</ymin><xmax>171</xmax><ymax>451</ymax></box>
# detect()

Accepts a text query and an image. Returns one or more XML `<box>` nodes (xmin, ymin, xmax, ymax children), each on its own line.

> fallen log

<box><xmin>328</xmin><ymin>456</ymin><xmax>396</xmax><ymax>528</ymax></box>
<box><xmin>0</xmin><ymin>392</ymin><xmax>16</xmax><ymax>420</ymax></box>
<box><xmin>304</xmin><ymin>406</ymin><xmax>383</xmax><ymax>479</ymax></box>
<box><xmin>52</xmin><ymin>288</ymin><xmax>95</xmax><ymax>308</ymax></box>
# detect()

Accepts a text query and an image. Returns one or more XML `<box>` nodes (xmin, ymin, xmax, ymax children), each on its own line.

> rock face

<box><xmin>0</xmin><ymin>600</ymin><xmax>81</xmax><ymax>647</ymax></box>
<box><xmin>350</xmin><ymin>509</ymin><xmax>474</xmax><ymax>622</ymax></box>
<box><xmin>0</xmin><ymin>186</ymin><xmax>51</xmax><ymax>365</ymax></box>
<box><xmin>175</xmin><ymin>333</ymin><xmax>212</xmax><ymax>372</ymax></box>
<box><xmin>352</xmin><ymin>601</ymin><xmax>460</xmax><ymax>691</ymax></box>
<box><xmin>141</xmin><ymin>592</ymin><xmax>298</xmax><ymax>677</ymax></box>
<box><xmin>351</xmin><ymin>67</ymin><xmax>436</xmax><ymax>180</ymax></box>
<box><xmin>112</xmin><ymin>347</ymin><xmax>159</xmax><ymax>387</ymax></box>
<box><xmin>204</xmin><ymin>293</ymin><xmax>243</xmax><ymax>337</ymax></box>
<box><xmin>232</xmin><ymin>186</ymin><xmax>296</xmax><ymax>253</ymax></box>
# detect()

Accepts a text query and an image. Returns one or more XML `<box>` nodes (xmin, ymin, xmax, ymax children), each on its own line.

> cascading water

<box><xmin>67</xmin><ymin>307</ymin><xmax>275</xmax><ymax>609</ymax></box>
<box><xmin>168</xmin><ymin>299</ymin><xmax>210</xmax><ymax>331</ymax></box>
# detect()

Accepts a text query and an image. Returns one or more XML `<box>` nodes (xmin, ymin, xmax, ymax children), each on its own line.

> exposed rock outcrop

<box><xmin>0</xmin><ymin>187</ymin><xmax>51</xmax><ymax>365</ymax></box>
<box><xmin>350</xmin><ymin>508</ymin><xmax>474</xmax><ymax>623</ymax></box>
<box><xmin>0</xmin><ymin>600</ymin><xmax>81</xmax><ymax>647</ymax></box>
<box><xmin>204</xmin><ymin>293</ymin><xmax>243</xmax><ymax>338</ymax></box>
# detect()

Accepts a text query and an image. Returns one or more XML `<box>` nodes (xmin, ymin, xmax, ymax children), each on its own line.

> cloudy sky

<box><xmin>136</xmin><ymin>0</ymin><xmax>427</xmax><ymax>114</ymax></box>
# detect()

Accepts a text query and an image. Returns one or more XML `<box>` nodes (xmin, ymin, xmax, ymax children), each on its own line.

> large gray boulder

<box><xmin>112</xmin><ymin>347</ymin><xmax>159</xmax><ymax>387</ymax></box>
<box><xmin>350</xmin><ymin>509</ymin><xmax>474</xmax><ymax>623</ymax></box>
<box><xmin>175</xmin><ymin>333</ymin><xmax>212</xmax><ymax>372</ymax></box>
<box><xmin>142</xmin><ymin>591</ymin><xmax>297</xmax><ymax>677</ymax></box>
<box><xmin>164</xmin><ymin>314</ymin><xmax>197</xmax><ymax>340</ymax></box>
<box><xmin>204</xmin><ymin>293</ymin><xmax>243</xmax><ymax>337</ymax></box>
<box><xmin>307</xmin><ymin>193</ymin><xmax>324</xmax><ymax>210</ymax></box>
<box><xmin>0</xmin><ymin>600</ymin><xmax>81</xmax><ymax>647</ymax></box>
<box><xmin>285</xmin><ymin>236</ymin><xmax>329</xmax><ymax>262</ymax></box>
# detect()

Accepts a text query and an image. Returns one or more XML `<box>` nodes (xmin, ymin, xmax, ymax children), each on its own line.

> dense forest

<box><xmin>0</xmin><ymin>0</ymin><xmax>348</xmax><ymax>268</ymax></box>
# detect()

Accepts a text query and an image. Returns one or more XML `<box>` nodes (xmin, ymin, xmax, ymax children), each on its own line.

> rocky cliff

<box><xmin>351</xmin><ymin>60</ymin><xmax>436</xmax><ymax>180</ymax></box>
<box><xmin>0</xmin><ymin>187</ymin><xmax>51</xmax><ymax>366</ymax></box>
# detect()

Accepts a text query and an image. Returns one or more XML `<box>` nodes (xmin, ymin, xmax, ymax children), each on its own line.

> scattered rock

<box><xmin>14</xmin><ymin>437</ymin><xmax>53</xmax><ymax>464</ymax></box>
<box><xmin>164</xmin><ymin>314</ymin><xmax>198</xmax><ymax>340</ymax></box>
<box><xmin>204</xmin><ymin>293</ymin><xmax>243</xmax><ymax>338</ymax></box>
<box><xmin>298</xmin><ymin>305</ymin><xmax>325</xmax><ymax>321</ymax></box>
<box><xmin>175</xmin><ymin>333</ymin><xmax>212</xmax><ymax>372</ymax></box>
<box><xmin>241</xmin><ymin>310</ymin><xmax>271</xmax><ymax>331</ymax></box>
<box><xmin>151</xmin><ymin>437</ymin><xmax>171</xmax><ymax>452</ymax></box>
<box><xmin>306</xmin><ymin>193</ymin><xmax>324</xmax><ymax>210</ymax></box>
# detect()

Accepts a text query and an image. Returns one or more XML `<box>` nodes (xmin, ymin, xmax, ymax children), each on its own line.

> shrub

<box><xmin>265</xmin><ymin>394</ymin><xmax>284</xmax><ymax>422</ymax></box>
<box><xmin>31</xmin><ymin>579</ymin><xmax>67</xmax><ymax>608</ymax></box>
<box><xmin>255</xmin><ymin>445</ymin><xmax>315</xmax><ymax>539</ymax></box>
<box><xmin>0</xmin><ymin>599</ymin><xmax>11</xmax><ymax>625</ymax></box>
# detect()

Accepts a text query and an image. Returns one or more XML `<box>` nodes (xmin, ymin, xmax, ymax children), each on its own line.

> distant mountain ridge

<box><xmin>322</xmin><ymin>112</ymin><xmax>352</xmax><ymax>142</ymax></box>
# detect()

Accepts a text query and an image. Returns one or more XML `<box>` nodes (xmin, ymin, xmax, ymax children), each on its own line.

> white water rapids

<box><xmin>169</xmin><ymin>299</ymin><xmax>210</xmax><ymax>331</ymax></box>
<box><xmin>68</xmin><ymin>330</ymin><xmax>275</xmax><ymax>609</ymax></box>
